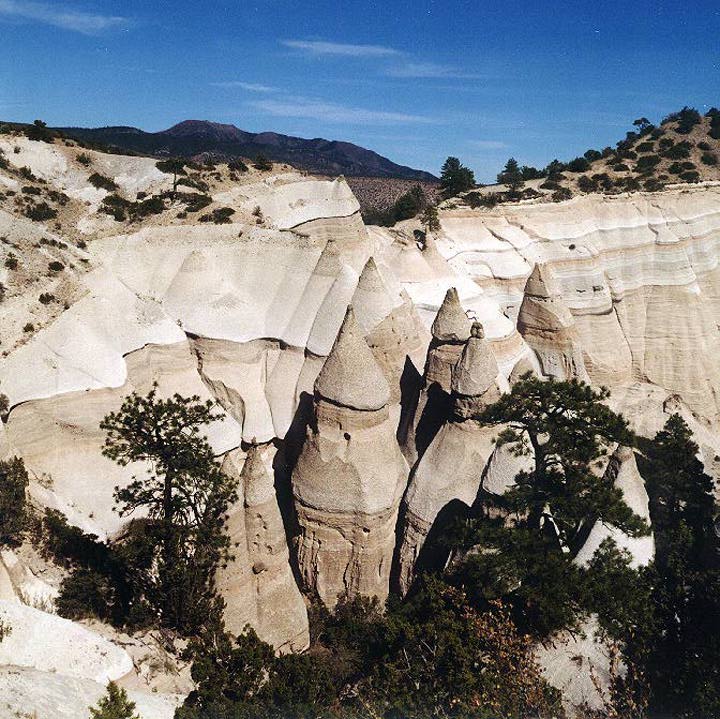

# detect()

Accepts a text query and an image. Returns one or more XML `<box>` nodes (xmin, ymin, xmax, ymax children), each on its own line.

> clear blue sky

<box><xmin>1</xmin><ymin>0</ymin><xmax>719</xmax><ymax>181</ymax></box>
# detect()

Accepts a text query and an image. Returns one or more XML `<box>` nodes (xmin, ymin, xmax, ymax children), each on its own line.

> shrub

<box><xmin>583</xmin><ymin>149</ymin><xmax>602</xmax><ymax>162</ymax></box>
<box><xmin>24</xmin><ymin>119</ymin><xmax>53</xmax><ymax>143</ymax></box>
<box><xmin>701</xmin><ymin>152</ymin><xmax>718</xmax><ymax>166</ymax></box>
<box><xmin>199</xmin><ymin>207</ymin><xmax>235</xmax><ymax>224</ymax></box>
<box><xmin>21</xmin><ymin>185</ymin><xmax>41</xmax><ymax>196</ymax></box>
<box><xmin>132</xmin><ymin>196</ymin><xmax>165</xmax><ymax>218</ymax></box>
<box><xmin>551</xmin><ymin>187</ymin><xmax>572</xmax><ymax>202</ymax></box>
<box><xmin>0</xmin><ymin>458</ymin><xmax>28</xmax><ymax>546</ymax></box>
<box><xmin>23</xmin><ymin>322</ymin><xmax>34</xmax><ymax>332</ymax></box>
<box><xmin>709</xmin><ymin>112</ymin><xmax>720</xmax><ymax>140</ymax></box>
<box><xmin>179</xmin><ymin>580</ymin><xmax>563</xmax><ymax>719</ymax></box>
<box><xmin>100</xmin><ymin>194</ymin><xmax>130</xmax><ymax>221</ymax></box>
<box><xmin>88</xmin><ymin>173</ymin><xmax>118</xmax><ymax>192</ymax></box>
<box><xmin>466</xmin><ymin>191</ymin><xmax>500</xmax><ymax>208</ymax></box>
<box><xmin>176</xmin><ymin>176</ymin><xmax>210</xmax><ymax>192</ymax></box>
<box><xmin>39</xmin><ymin>293</ymin><xmax>54</xmax><ymax>304</ymax></box>
<box><xmin>680</xmin><ymin>171</ymin><xmax>700</xmax><ymax>183</ymax></box>
<box><xmin>663</xmin><ymin>141</ymin><xmax>692</xmax><ymax>160</ymax></box>
<box><xmin>46</xmin><ymin>189</ymin><xmax>69</xmax><ymax>205</ymax></box>
<box><xmin>577</xmin><ymin>175</ymin><xmax>597</xmax><ymax>193</ymax></box>
<box><xmin>77</xmin><ymin>239</ymin><xmax>87</xmax><ymax>250</ymax></box>
<box><xmin>644</xmin><ymin>178</ymin><xmax>665</xmax><ymax>192</ymax></box>
<box><xmin>253</xmin><ymin>154</ymin><xmax>273</xmax><ymax>171</ymax></box>
<box><xmin>567</xmin><ymin>156</ymin><xmax>590</xmax><ymax>173</ymax></box>
<box><xmin>698</xmin><ymin>141</ymin><xmax>712</xmax><ymax>151</ymax></box>
<box><xmin>89</xmin><ymin>681</ymin><xmax>140</xmax><ymax>719</ymax></box>
<box><xmin>521</xmin><ymin>165</ymin><xmax>545</xmax><ymax>180</ymax></box>
<box><xmin>182</xmin><ymin>193</ymin><xmax>212</xmax><ymax>213</ymax></box>
<box><xmin>636</xmin><ymin>141</ymin><xmax>654</xmax><ymax>153</ymax></box>
<box><xmin>675</xmin><ymin>106</ymin><xmax>702</xmax><ymax>134</ymax></box>
<box><xmin>24</xmin><ymin>202</ymin><xmax>57</xmax><ymax>221</ymax></box>
<box><xmin>612</xmin><ymin>163</ymin><xmax>630</xmax><ymax>172</ymax></box>
<box><xmin>0</xmin><ymin>394</ymin><xmax>8</xmax><ymax>421</ymax></box>
<box><xmin>76</xmin><ymin>152</ymin><xmax>92</xmax><ymax>166</ymax></box>
<box><xmin>4</xmin><ymin>253</ymin><xmax>18</xmax><ymax>270</ymax></box>
<box><xmin>228</xmin><ymin>158</ymin><xmax>248</xmax><ymax>173</ymax></box>
<box><xmin>48</xmin><ymin>261</ymin><xmax>64</xmax><ymax>272</ymax></box>
<box><xmin>636</xmin><ymin>155</ymin><xmax>661</xmax><ymax>172</ymax></box>
<box><xmin>539</xmin><ymin>180</ymin><xmax>560</xmax><ymax>191</ymax></box>
<box><xmin>43</xmin><ymin>509</ymin><xmax>153</xmax><ymax>627</ymax></box>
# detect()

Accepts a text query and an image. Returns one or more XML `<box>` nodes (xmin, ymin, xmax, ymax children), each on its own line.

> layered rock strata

<box><xmin>517</xmin><ymin>263</ymin><xmax>589</xmax><ymax>381</ymax></box>
<box><xmin>291</xmin><ymin>308</ymin><xmax>408</xmax><ymax>607</ymax></box>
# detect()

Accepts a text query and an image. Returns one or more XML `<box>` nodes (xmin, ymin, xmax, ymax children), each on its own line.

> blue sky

<box><xmin>1</xmin><ymin>0</ymin><xmax>719</xmax><ymax>181</ymax></box>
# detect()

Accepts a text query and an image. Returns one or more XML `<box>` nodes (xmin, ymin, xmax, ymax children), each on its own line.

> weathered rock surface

<box><xmin>0</xmin><ymin>600</ymin><xmax>132</xmax><ymax>683</ymax></box>
<box><xmin>574</xmin><ymin>445</ymin><xmax>655</xmax><ymax>567</ymax></box>
<box><xmin>4</xmin><ymin>137</ymin><xmax>720</xmax><ymax>713</ymax></box>
<box><xmin>0</xmin><ymin>666</ymin><xmax>181</xmax><ymax>719</ymax></box>
<box><xmin>536</xmin><ymin>616</ymin><xmax>621</xmax><ymax>716</ymax></box>
<box><xmin>517</xmin><ymin>263</ymin><xmax>590</xmax><ymax>381</ymax></box>
<box><xmin>397</xmin><ymin>321</ymin><xmax>501</xmax><ymax>592</ymax></box>
<box><xmin>292</xmin><ymin>308</ymin><xmax>408</xmax><ymax>607</ymax></box>
<box><xmin>217</xmin><ymin>444</ymin><xmax>309</xmax><ymax>651</ymax></box>
<box><xmin>402</xmin><ymin>287</ymin><xmax>471</xmax><ymax>464</ymax></box>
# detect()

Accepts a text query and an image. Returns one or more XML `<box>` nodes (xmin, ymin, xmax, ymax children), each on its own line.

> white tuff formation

<box><xmin>217</xmin><ymin>444</ymin><xmax>310</xmax><ymax>651</ymax></box>
<box><xmin>292</xmin><ymin>308</ymin><xmax>408</xmax><ymax>607</ymax></box>
<box><xmin>5</xmin><ymin>137</ymin><xmax>720</xmax><ymax>715</ymax></box>
<box><xmin>397</xmin><ymin>321</ymin><xmax>501</xmax><ymax>592</ymax></box>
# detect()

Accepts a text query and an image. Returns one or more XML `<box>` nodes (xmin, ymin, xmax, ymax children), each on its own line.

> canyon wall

<box><xmin>2</xmin><ymin>137</ymin><xmax>720</xmax><ymax>711</ymax></box>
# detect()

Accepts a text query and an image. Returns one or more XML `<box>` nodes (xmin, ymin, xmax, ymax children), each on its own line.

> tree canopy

<box><xmin>497</xmin><ymin>157</ymin><xmax>525</xmax><ymax>193</ymax></box>
<box><xmin>440</xmin><ymin>156</ymin><xmax>475</xmax><ymax>197</ymax></box>
<box><xmin>101</xmin><ymin>386</ymin><xmax>236</xmax><ymax>632</ymax></box>
<box><xmin>89</xmin><ymin>682</ymin><xmax>140</xmax><ymax>719</ymax></box>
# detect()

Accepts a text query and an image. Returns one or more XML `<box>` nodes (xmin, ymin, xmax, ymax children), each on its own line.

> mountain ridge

<box><xmin>54</xmin><ymin>119</ymin><xmax>438</xmax><ymax>181</ymax></box>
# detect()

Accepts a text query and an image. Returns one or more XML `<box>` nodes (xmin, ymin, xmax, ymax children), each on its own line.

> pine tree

<box><xmin>0</xmin><ymin>457</ymin><xmax>29</xmax><ymax>546</ymax></box>
<box><xmin>155</xmin><ymin>158</ymin><xmax>186</xmax><ymax>195</ymax></box>
<box><xmin>497</xmin><ymin>157</ymin><xmax>525</xmax><ymax>193</ymax></box>
<box><xmin>439</xmin><ymin>156</ymin><xmax>475</xmax><ymax>197</ymax></box>
<box><xmin>100</xmin><ymin>386</ymin><xmax>236</xmax><ymax>632</ymax></box>
<box><xmin>640</xmin><ymin>414</ymin><xmax>720</xmax><ymax>718</ymax></box>
<box><xmin>421</xmin><ymin>204</ymin><xmax>440</xmax><ymax>233</ymax></box>
<box><xmin>477</xmin><ymin>375</ymin><xmax>647</xmax><ymax>549</ymax></box>
<box><xmin>89</xmin><ymin>682</ymin><xmax>140</xmax><ymax>719</ymax></box>
<box><xmin>450</xmin><ymin>375</ymin><xmax>650</xmax><ymax>635</ymax></box>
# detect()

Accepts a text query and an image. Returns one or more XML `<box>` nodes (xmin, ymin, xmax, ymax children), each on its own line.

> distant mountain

<box><xmin>55</xmin><ymin>120</ymin><xmax>437</xmax><ymax>181</ymax></box>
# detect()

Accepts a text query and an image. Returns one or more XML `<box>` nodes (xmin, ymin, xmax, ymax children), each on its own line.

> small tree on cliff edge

<box><xmin>421</xmin><ymin>204</ymin><xmax>440</xmax><ymax>234</ymax></box>
<box><xmin>155</xmin><ymin>158</ymin><xmax>186</xmax><ymax>196</ymax></box>
<box><xmin>100</xmin><ymin>385</ymin><xmax>236</xmax><ymax>632</ymax></box>
<box><xmin>89</xmin><ymin>682</ymin><xmax>140</xmax><ymax>719</ymax></box>
<box><xmin>440</xmin><ymin>156</ymin><xmax>475</xmax><ymax>197</ymax></box>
